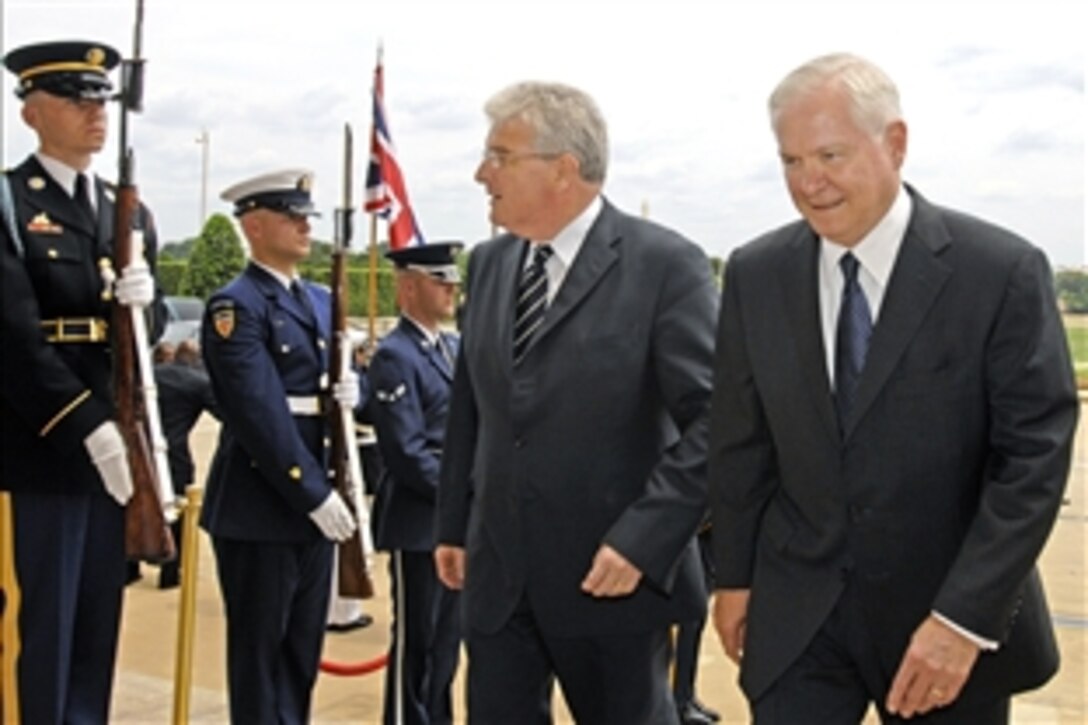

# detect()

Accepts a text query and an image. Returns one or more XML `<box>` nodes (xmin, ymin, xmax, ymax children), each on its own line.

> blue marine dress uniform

<box><xmin>0</xmin><ymin>40</ymin><xmax>164</xmax><ymax>724</ymax></box>
<box><xmin>200</xmin><ymin>170</ymin><xmax>341</xmax><ymax>723</ymax></box>
<box><xmin>370</xmin><ymin>242</ymin><xmax>463</xmax><ymax>725</ymax></box>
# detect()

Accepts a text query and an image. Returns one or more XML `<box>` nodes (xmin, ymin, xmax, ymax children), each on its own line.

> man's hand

<box><xmin>332</xmin><ymin>369</ymin><xmax>360</xmax><ymax>409</ymax></box>
<box><xmin>713</xmin><ymin>588</ymin><xmax>751</xmax><ymax>665</ymax></box>
<box><xmin>308</xmin><ymin>491</ymin><xmax>357</xmax><ymax>542</ymax></box>
<box><xmin>435</xmin><ymin>545</ymin><xmax>466</xmax><ymax>590</ymax></box>
<box><xmin>114</xmin><ymin>266</ymin><xmax>155</xmax><ymax>308</ymax></box>
<box><xmin>84</xmin><ymin>421</ymin><xmax>134</xmax><ymax>506</ymax></box>
<box><xmin>886</xmin><ymin>614</ymin><xmax>980</xmax><ymax>718</ymax></box>
<box><xmin>580</xmin><ymin>544</ymin><xmax>642</xmax><ymax>597</ymax></box>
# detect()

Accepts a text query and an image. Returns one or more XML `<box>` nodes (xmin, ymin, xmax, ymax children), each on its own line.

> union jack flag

<box><xmin>364</xmin><ymin>50</ymin><xmax>425</xmax><ymax>250</ymax></box>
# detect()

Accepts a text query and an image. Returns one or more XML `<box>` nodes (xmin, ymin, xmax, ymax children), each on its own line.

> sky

<box><xmin>3</xmin><ymin>0</ymin><xmax>1085</xmax><ymax>267</ymax></box>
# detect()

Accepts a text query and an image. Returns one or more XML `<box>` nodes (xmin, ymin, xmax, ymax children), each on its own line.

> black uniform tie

<box><xmin>513</xmin><ymin>244</ymin><xmax>553</xmax><ymax>364</ymax></box>
<box><xmin>834</xmin><ymin>253</ymin><xmax>872</xmax><ymax>428</ymax></box>
<box><xmin>74</xmin><ymin>173</ymin><xmax>95</xmax><ymax>221</ymax></box>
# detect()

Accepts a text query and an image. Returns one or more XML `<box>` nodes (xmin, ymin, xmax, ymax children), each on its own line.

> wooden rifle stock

<box><xmin>330</xmin><ymin>122</ymin><xmax>375</xmax><ymax>599</ymax></box>
<box><xmin>113</xmin><ymin>181</ymin><xmax>174</xmax><ymax>564</ymax></box>
<box><xmin>112</xmin><ymin>0</ymin><xmax>173</xmax><ymax>563</ymax></box>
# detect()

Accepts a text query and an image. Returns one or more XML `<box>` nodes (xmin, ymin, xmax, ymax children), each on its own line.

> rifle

<box><xmin>330</xmin><ymin>123</ymin><xmax>376</xmax><ymax>598</ymax></box>
<box><xmin>113</xmin><ymin>0</ymin><xmax>176</xmax><ymax>563</ymax></box>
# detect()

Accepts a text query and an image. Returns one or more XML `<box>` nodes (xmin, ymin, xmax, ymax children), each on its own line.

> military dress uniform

<box><xmin>0</xmin><ymin>41</ymin><xmax>163</xmax><ymax>724</ymax></box>
<box><xmin>370</xmin><ymin>243</ymin><xmax>463</xmax><ymax>725</ymax></box>
<box><xmin>199</xmin><ymin>170</ymin><xmax>348</xmax><ymax>722</ymax></box>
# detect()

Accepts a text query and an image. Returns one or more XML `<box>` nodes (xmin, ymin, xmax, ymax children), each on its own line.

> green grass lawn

<box><xmin>1065</xmin><ymin>315</ymin><xmax>1088</xmax><ymax>388</ymax></box>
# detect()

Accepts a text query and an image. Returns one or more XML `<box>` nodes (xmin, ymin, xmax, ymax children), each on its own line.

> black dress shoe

<box><xmin>689</xmin><ymin>698</ymin><xmax>720</xmax><ymax>722</ymax></box>
<box><xmin>158</xmin><ymin>562</ymin><xmax>180</xmax><ymax>589</ymax></box>
<box><xmin>326</xmin><ymin>613</ymin><xmax>374</xmax><ymax>633</ymax></box>
<box><xmin>125</xmin><ymin>561</ymin><xmax>142</xmax><ymax>586</ymax></box>
<box><xmin>677</xmin><ymin>699</ymin><xmax>719</xmax><ymax>725</ymax></box>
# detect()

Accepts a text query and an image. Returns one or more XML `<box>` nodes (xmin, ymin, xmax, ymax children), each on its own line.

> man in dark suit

<box><xmin>154</xmin><ymin>339</ymin><xmax>218</xmax><ymax>588</ymax></box>
<box><xmin>200</xmin><ymin>169</ymin><xmax>359</xmax><ymax>722</ymax></box>
<box><xmin>709</xmin><ymin>53</ymin><xmax>1078</xmax><ymax>724</ymax></box>
<box><xmin>370</xmin><ymin>241</ymin><xmax>463</xmax><ymax>724</ymax></box>
<box><xmin>1</xmin><ymin>40</ymin><xmax>163</xmax><ymax>723</ymax></box>
<box><xmin>435</xmin><ymin>81</ymin><xmax>718</xmax><ymax>724</ymax></box>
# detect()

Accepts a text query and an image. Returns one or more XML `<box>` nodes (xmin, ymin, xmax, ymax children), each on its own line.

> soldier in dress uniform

<box><xmin>0</xmin><ymin>40</ymin><xmax>162</xmax><ymax>723</ymax></box>
<box><xmin>369</xmin><ymin>241</ymin><xmax>464</xmax><ymax>725</ymax></box>
<box><xmin>200</xmin><ymin>169</ymin><xmax>360</xmax><ymax>722</ymax></box>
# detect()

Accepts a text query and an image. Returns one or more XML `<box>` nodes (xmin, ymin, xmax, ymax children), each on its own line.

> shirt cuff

<box><xmin>932</xmin><ymin>611</ymin><xmax>999</xmax><ymax>651</ymax></box>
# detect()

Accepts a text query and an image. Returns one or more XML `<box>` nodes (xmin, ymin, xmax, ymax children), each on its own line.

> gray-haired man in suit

<box><xmin>709</xmin><ymin>53</ymin><xmax>1077</xmax><ymax>724</ymax></box>
<box><xmin>435</xmin><ymin>81</ymin><xmax>718</xmax><ymax>724</ymax></box>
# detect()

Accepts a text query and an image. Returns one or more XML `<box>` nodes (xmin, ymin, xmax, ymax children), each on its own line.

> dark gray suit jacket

<box><xmin>438</xmin><ymin>199</ymin><xmax>718</xmax><ymax>637</ymax></box>
<box><xmin>709</xmin><ymin>186</ymin><xmax>1078</xmax><ymax>703</ymax></box>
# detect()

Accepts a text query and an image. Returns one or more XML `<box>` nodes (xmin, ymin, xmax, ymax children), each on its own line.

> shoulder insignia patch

<box><xmin>375</xmin><ymin>383</ymin><xmax>407</xmax><ymax>404</ymax></box>
<box><xmin>212</xmin><ymin>303</ymin><xmax>236</xmax><ymax>339</ymax></box>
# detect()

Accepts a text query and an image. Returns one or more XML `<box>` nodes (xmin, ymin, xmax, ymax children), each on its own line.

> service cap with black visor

<box><xmin>3</xmin><ymin>40</ymin><xmax>120</xmax><ymax>101</ymax></box>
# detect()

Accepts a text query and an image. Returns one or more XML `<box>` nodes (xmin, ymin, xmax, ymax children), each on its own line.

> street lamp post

<box><xmin>195</xmin><ymin>128</ymin><xmax>209</xmax><ymax>230</ymax></box>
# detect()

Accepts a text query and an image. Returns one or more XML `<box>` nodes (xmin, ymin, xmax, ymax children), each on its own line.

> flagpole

<box><xmin>367</xmin><ymin>212</ymin><xmax>378</xmax><ymax>345</ymax></box>
<box><xmin>365</xmin><ymin>44</ymin><xmax>383</xmax><ymax>347</ymax></box>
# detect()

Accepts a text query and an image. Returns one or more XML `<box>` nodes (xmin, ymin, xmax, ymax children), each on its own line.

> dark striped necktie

<box><xmin>834</xmin><ymin>252</ymin><xmax>872</xmax><ymax>429</ymax></box>
<box><xmin>513</xmin><ymin>244</ymin><xmax>553</xmax><ymax>364</ymax></box>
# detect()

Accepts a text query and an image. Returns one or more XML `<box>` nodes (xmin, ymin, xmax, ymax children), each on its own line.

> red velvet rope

<box><xmin>319</xmin><ymin>652</ymin><xmax>388</xmax><ymax>676</ymax></box>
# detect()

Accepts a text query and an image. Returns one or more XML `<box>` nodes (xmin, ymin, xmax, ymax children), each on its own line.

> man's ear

<box><xmin>885</xmin><ymin>120</ymin><xmax>908</xmax><ymax>169</ymax></box>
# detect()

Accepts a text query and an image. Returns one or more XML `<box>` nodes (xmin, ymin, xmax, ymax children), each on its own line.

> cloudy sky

<box><xmin>4</xmin><ymin>0</ymin><xmax>1085</xmax><ymax>266</ymax></box>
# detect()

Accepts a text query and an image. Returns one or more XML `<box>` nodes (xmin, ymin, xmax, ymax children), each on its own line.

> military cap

<box><xmin>386</xmin><ymin>241</ymin><xmax>464</xmax><ymax>284</ymax></box>
<box><xmin>3</xmin><ymin>40</ymin><xmax>120</xmax><ymax>100</ymax></box>
<box><xmin>220</xmin><ymin>169</ymin><xmax>320</xmax><ymax>218</ymax></box>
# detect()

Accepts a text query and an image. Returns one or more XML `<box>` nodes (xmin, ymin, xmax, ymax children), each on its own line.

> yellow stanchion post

<box><xmin>172</xmin><ymin>485</ymin><xmax>204</xmax><ymax>725</ymax></box>
<box><xmin>1</xmin><ymin>493</ymin><xmax>22</xmax><ymax>722</ymax></box>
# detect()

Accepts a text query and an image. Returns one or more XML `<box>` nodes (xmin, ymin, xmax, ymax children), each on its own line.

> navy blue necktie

<box><xmin>513</xmin><ymin>244</ymin><xmax>553</xmax><ymax>364</ymax></box>
<box><xmin>834</xmin><ymin>253</ymin><xmax>872</xmax><ymax>427</ymax></box>
<box><xmin>291</xmin><ymin>280</ymin><xmax>315</xmax><ymax>322</ymax></box>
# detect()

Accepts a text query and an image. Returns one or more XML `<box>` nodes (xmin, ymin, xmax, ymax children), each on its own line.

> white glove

<box><xmin>84</xmin><ymin>421</ymin><xmax>133</xmax><ymax>506</ymax></box>
<box><xmin>332</xmin><ymin>370</ymin><xmax>360</xmax><ymax>409</ymax></box>
<box><xmin>308</xmin><ymin>491</ymin><xmax>357</xmax><ymax>542</ymax></box>
<box><xmin>114</xmin><ymin>266</ymin><xmax>155</xmax><ymax>308</ymax></box>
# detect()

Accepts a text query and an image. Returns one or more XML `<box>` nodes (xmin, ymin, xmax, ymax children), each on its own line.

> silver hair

<box><xmin>484</xmin><ymin>81</ymin><xmax>609</xmax><ymax>183</ymax></box>
<box><xmin>769</xmin><ymin>53</ymin><xmax>903</xmax><ymax>136</ymax></box>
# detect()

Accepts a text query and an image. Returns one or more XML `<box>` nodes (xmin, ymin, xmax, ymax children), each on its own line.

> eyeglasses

<box><xmin>480</xmin><ymin>148</ymin><xmax>562</xmax><ymax>169</ymax></box>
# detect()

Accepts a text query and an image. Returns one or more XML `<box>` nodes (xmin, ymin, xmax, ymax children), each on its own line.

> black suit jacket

<box><xmin>155</xmin><ymin>361</ymin><xmax>218</xmax><ymax>492</ymax></box>
<box><xmin>438</xmin><ymin>199</ymin><xmax>719</xmax><ymax>637</ymax></box>
<box><xmin>709</xmin><ymin>186</ymin><xmax>1078</xmax><ymax>703</ymax></box>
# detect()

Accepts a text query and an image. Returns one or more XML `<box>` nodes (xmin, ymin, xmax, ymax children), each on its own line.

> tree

<box><xmin>1055</xmin><ymin>268</ymin><xmax>1088</xmax><ymax>313</ymax></box>
<box><xmin>180</xmin><ymin>213</ymin><xmax>245</xmax><ymax>300</ymax></box>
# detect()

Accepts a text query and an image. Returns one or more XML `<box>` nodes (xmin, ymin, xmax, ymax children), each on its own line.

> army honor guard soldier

<box><xmin>199</xmin><ymin>169</ymin><xmax>360</xmax><ymax>721</ymax></box>
<box><xmin>1</xmin><ymin>40</ymin><xmax>161</xmax><ymax>723</ymax></box>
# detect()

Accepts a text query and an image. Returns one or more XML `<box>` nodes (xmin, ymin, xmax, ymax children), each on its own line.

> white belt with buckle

<box><xmin>286</xmin><ymin>395</ymin><xmax>323</xmax><ymax>416</ymax></box>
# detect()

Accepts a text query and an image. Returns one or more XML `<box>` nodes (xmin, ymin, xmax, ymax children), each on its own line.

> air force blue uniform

<box><xmin>370</xmin><ymin>317</ymin><xmax>461</xmax><ymax>725</ymax></box>
<box><xmin>200</xmin><ymin>262</ymin><xmax>336</xmax><ymax>722</ymax></box>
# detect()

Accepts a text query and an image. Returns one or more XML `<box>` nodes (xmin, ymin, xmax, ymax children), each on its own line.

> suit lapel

<box><xmin>497</xmin><ymin>236</ymin><xmax>528</xmax><ymax>368</ymax></box>
<box><xmin>780</xmin><ymin>227</ymin><xmax>839</xmax><ymax>442</ymax></box>
<box><xmin>530</xmin><ymin>203</ymin><xmax>619</xmax><ymax>352</ymax></box>
<box><xmin>17</xmin><ymin>157</ymin><xmax>94</xmax><ymax>236</ymax></box>
<box><xmin>402</xmin><ymin>318</ymin><xmax>455</xmax><ymax>382</ymax></box>
<box><xmin>844</xmin><ymin>192</ymin><xmax>952</xmax><ymax>437</ymax></box>
<box><xmin>246</xmin><ymin>264</ymin><xmax>314</xmax><ymax>329</ymax></box>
